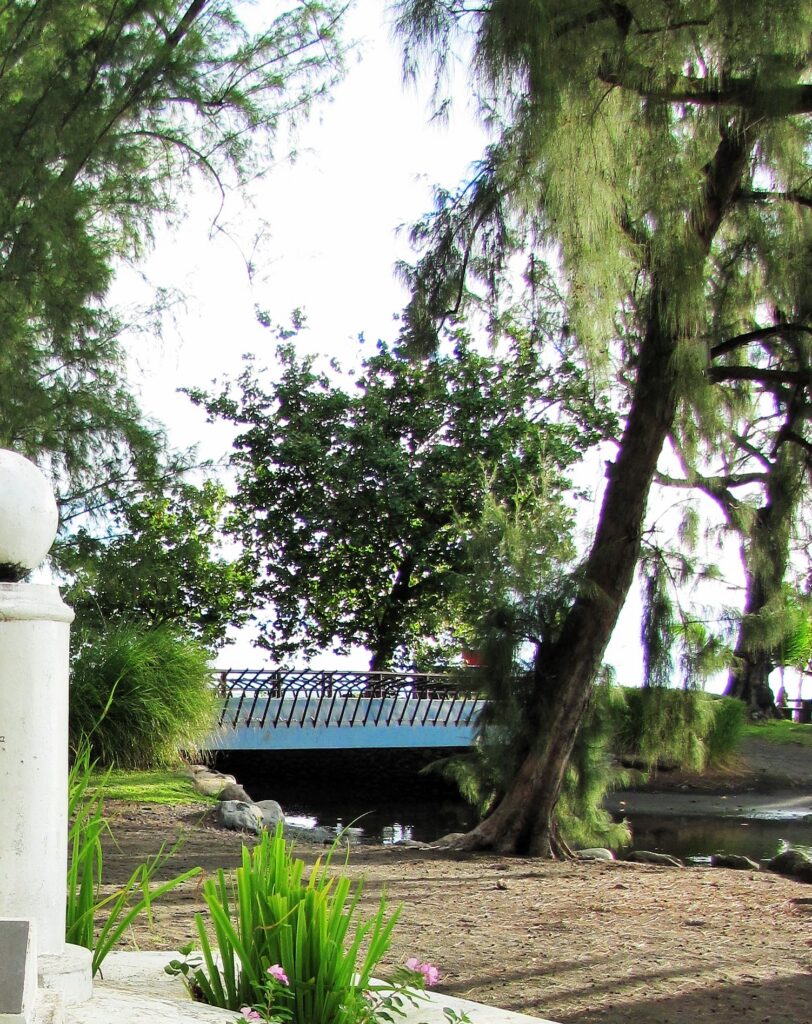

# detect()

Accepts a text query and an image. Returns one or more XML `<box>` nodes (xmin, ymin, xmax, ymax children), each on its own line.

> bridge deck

<box><xmin>207</xmin><ymin>669</ymin><xmax>483</xmax><ymax>751</ymax></box>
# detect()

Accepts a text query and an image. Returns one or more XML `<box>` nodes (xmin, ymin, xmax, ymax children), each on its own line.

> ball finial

<box><xmin>0</xmin><ymin>450</ymin><xmax>59</xmax><ymax>577</ymax></box>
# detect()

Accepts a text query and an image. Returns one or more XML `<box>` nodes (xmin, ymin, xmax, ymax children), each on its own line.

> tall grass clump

<box><xmin>67</xmin><ymin>738</ymin><xmax>200</xmax><ymax>974</ymax></box>
<box><xmin>70</xmin><ymin>622</ymin><xmax>219</xmax><ymax>768</ymax></box>
<box><xmin>704</xmin><ymin>697</ymin><xmax>746</xmax><ymax>766</ymax></box>
<box><xmin>168</xmin><ymin>827</ymin><xmax>399</xmax><ymax>1024</ymax></box>
<box><xmin>612</xmin><ymin>686</ymin><xmax>716</xmax><ymax>772</ymax></box>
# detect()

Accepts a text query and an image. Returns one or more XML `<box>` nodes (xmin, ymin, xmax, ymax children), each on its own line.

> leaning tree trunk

<box><xmin>451</xmin><ymin>131</ymin><xmax>752</xmax><ymax>856</ymax></box>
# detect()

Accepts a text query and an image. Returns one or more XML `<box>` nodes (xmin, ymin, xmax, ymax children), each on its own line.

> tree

<box><xmin>189</xmin><ymin>328</ymin><xmax>609</xmax><ymax>667</ymax></box>
<box><xmin>653</xmin><ymin>197</ymin><xmax>812</xmax><ymax>712</ymax></box>
<box><xmin>0</xmin><ymin>0</ymin><xmax>344</xmax><ymax>494</ymax></box>
<box><xmin>57</xmin><ymin>475</ymin><xmax>253</xmax><ymax>648</ymax></box>
<box><xmin>395</xmin><ymin>0</ymin><xmax>811</xmax><ymax>853</ymax></box>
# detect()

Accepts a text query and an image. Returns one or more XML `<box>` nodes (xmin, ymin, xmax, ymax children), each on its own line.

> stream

<box><xmin>216</xmin><ymin>749</ymin><xmax>812</xmax><ymax>862</ymax></box>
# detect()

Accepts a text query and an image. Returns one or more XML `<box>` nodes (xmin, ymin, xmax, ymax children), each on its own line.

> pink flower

<box><xmin>239</xmin><ymin>1008</ymin><xmax>262</xmax><ymax>1022</ymax></box>
<box><xmin>405</xmin><ymin>958</ymin><xmax>440</xmax><ymax>987</ymax></box>
<box><xmin>267</xmin><ymin>964</ymin><xmax>289</xmax><ymax>986</ymax></box>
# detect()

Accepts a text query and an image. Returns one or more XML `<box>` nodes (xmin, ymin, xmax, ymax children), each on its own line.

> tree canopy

<box><xmin>0</xmin><ymin>0</ymin><xmax>344</xmax><ymax>495</ymax></box>
<box><xmin>57</xmin><ymin>475</ymin><xmax>253</xmax><ymax>648</ymax></box>
<box><xmin>189</xmin><ymin>328</ymin><xmax>611</xmax><ymax>667</ymax></box>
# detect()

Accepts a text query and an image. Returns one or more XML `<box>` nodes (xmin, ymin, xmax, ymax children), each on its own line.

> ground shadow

<box><xmin>547</xmin><ymin>969</ymin><xmax>812</xmax><ymax>1024</ymax></box>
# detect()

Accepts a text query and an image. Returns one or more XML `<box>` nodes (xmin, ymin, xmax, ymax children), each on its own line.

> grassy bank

<box><xmin>743</xmin><ymin>719</ymin><xmax>812</xmax><ymax>747</ymax></box>
<box><xmin>89</xmin><ymin>768</ymin><xmax>215</xmax><ymax>805</ymax></box>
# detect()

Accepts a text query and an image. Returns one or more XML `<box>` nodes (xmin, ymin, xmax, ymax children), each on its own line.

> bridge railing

<box><xmin>214</xmin><ymin>668</ymin><xmax>484</xmax><ymax>732</ymax></box>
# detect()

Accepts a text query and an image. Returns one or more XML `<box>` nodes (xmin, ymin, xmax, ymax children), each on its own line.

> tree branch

<box><xmin>711</xmin><ymin>323</ymin><xmax>812</xmax><ymax>360</ymax></box>
<box><xmin>736</xmin><ymin>188</ymin><xmax>812</xmax><ymax>209</ymax></box>
<box><xmin>598</xmin><ymin>64</ymin><xmax>812</xmax><ymax>117</ymax></box>
<box><xmin>708</xmin><ymin>366</ymin><xmax>812</xmax><ymax>387</ymax></box>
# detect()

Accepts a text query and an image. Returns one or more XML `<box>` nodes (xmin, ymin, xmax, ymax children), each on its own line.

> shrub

<box><xmin>70</xmin><ymin>622</ymin><xmax>219</xmax><ymax>768</ymax></box>
<box><xmin>167</xmin><ymin>827</ymin><xmax>400</xmax><ymax>1024</ymax></box>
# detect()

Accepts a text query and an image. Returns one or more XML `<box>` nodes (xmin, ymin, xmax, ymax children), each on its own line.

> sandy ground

<box><xmin>99</xmin><ymin>736</ymin><xmax>812</xmax><ymax>1024</ymax></box>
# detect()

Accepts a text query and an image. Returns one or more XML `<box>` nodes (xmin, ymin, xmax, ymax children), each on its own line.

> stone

<box><xmin>710</xmin><ymin>854</ymin><xmax>760</xmax><ymax>871</ymax></box>
<box><xmin>285</xmin><ymin>825</ymin><xmax>336</xmax><ymax>845</ymax></box>
<box><xmin>0</xmin><ymin>919</ymin><xmax>37</xmax><ymax>1023</ymax></box>
<box><xmin>190</xmin><ymin>775</ymin><xmax>228</xmax><ymax>797</ymax></box>
<box><xmin>255</xmin><ymin>800</ymin><xmax>284</xmax><ymax>831</ymax></box>
<box><xmin>575</xmin><ymin>848</ymin><xmax>615</xmax><ymax>861</ymax></box>
<box><xmin>624</xmin><ymin>850</ymin><xmax>684</xmax><ymax>868</ymax></box>
<box><xmin>766</xmin><ymin>848</ymin><xmax>812</xmax><ymax>883</ymax></box>
<box><xmin>431</xmin><ymin>833</ymin><xmax>466</xmax><ymax>847</ymax></box>
<box><xmin>215</xmin><ymin>801</ymin><xmax>263</xmax><ymax>834</ymax></box>
<box><xmin>217</xmin><ymin>782</ymin><xmax>253</xmax><ymax>803</ymax></box>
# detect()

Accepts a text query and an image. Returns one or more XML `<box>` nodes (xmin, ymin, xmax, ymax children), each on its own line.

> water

<box><xmin>216</xmin><ymin>750</ymin><xmax>811</xmax><ymax>860</ymax></box>
<box><xmin>616</xmin><ymin>814</ymin><xmax>812</xmax><ymax>862</ymax></box>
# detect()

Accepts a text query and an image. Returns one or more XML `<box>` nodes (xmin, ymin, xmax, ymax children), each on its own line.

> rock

<box><xmin>575</xmin><ymin>848</ymin><xmax>616</xmax><ymax>861</ymax></box>
<box><xmin>216</xmin><ymin>800</ymin><xmax>263</xmax><ymax>833</ymax></box>
<box><xmin>624</xmin><ymin>850</ymin><xmax>684</xmax><ymax>868</ymax></box>
<box><xmin>767</xmin><ymin>848</ymin><xmax>812</xmax><ymax>883</ymax></box>
<box><xmin>285</xmin><ymin>825</ymin><xmax>337</xmax><ymax>845</ymax></box>
<box><xmin>192</xmin><ymin>774</ymin><xmax>228</xmax><ymax>797</ymax></box>
<box><xmin>217</xmin><ymin>781</ymin><xmax>253</xmax><ymax>803</ymax></box>
<box><xmin>710</xmin><ymin>854</ymin><xmax>760</xmax><ymax>871</ymax></box>
<box><xmin>255</xmin><ymin>799</ymin><xmax>285</xmax><ymax>831</ymax></box>
<box><xmin>431</xmin><ymin>833</ymin><xmax>466</xmax><ymax>847</ymax></box>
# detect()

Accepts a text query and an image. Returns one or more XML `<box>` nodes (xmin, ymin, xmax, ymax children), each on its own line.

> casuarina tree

<box><xmin>395</xmin><ymin>0</ymin><xmax>811</xmax><ymax>854</ymax></box>
<box><xmin>0</xmin><ymin>0</ymin><xmax>344</xmax><ymax>495</ymax></box>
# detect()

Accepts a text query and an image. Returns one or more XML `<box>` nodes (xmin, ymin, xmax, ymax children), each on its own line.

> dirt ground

<box><xmin>100</xmin><ymin>737</ymin><xmax>812</xmax><ymax>1024</ymax></box>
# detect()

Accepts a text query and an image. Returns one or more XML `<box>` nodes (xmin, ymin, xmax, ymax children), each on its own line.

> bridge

<box><xmin>206</xmin><ymin>668</ymin><xmax>485</xmax><ymax>751</ymax></box>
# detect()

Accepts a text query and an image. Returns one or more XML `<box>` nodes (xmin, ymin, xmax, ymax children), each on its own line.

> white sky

<box><xmin>109</xmin><ymin>1</ymin><xmax>807</xmax><ymax>698</ymax></box>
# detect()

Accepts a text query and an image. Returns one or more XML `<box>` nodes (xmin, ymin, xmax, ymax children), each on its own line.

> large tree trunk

<box><xmin>451</xmin><ymin>132</ymin><xmax>752</xmax><ymax>856</ymax></box>
<box><xmin>725</xmin><ymin>423</ymin><xmax>806</xmax><ymax>713</ymax></box>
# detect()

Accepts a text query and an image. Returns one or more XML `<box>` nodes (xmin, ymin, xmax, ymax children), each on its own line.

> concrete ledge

<box><xmin>37</xmin><ymin>946</ymin><xmax>92</xmax><ymax>1007</ymax></box>
<box><xmin>78</xmin><ymin>952</ymin><xmax>560</xmax><ymax>1024</ymax></box>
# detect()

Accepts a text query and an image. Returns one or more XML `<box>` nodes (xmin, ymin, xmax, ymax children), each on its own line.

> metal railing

<box><xmin>215</xmin><ymin>668</ymin><xmax>483</xmax><ymax>732</ymax></box>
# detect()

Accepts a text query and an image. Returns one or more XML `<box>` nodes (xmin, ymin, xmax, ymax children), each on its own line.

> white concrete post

<box><xmin>0</xmin><ymin>451</ymin><xmax>73</xmax><ymax>955</ymax></box>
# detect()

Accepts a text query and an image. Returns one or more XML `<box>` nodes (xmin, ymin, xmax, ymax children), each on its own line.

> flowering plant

<box><xmin>166</xmin><ymin>826</ymin><xmax>399</xmax><ymax>1024</ymax></box>
<box><xmin>236</xmin><ymin>964</ymin><xmax>292</xmax><ymax>1024</ymax></box>
<box><xmin>358</xmin><ymin>957</ymin><xmax>443</xmax><ymax>1024</ymax></box>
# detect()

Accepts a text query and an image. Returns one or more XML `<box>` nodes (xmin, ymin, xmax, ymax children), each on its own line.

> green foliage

<box><xmin>59</xmin><ymin>477</ymin><xmax>254</xmax><ymax>648</ymax></box>
<box><xmin>0</xmin><ymin>0</ymin><xmax>344</xmax><ymax>502</ymax></box>
<box><xmin>67</xmin><ymin>739</ymin><xmax>201</xmax><ymax>975</ymax></box>
<box><xmin>429</xmin><ymin>681</ymin><xmax>631</xmax><ymax>849</ymax></box>
<box><xmin>88</xmin><ymin>769</ymin><xmax>215</xmax><ymax>806</ymax></box>
<box><xmin>188</xmin><ymin>325</ymin><xmax>608</xmax><ymax>667</ymax></box>
<box><xmin>776</xmin><ymin>589</ymin><xmax>812</xmax><ymax>671</ymax></box>
<box><xmin>704</xmin><ymin>698</ymin><xmax>748</xmax><ymax>767</ymax></box>
<box><xmin>557</xmin><ymin>685</ymin><xmax>631</xmax><ymax>850</ymax></box>
<box><xmin>69</xmin><ymin>622</ymin><xmax>219</xmax><ymax>768</ymax></box>
<box><xmin>613</xmin><ymin>689</ymin><xmax>744</xmax><ymax>773</ymax></box>
<box><xmin>167</xmin><ymin>828</ymin><xmax>400</xmax><ymax>1024</ymax></box>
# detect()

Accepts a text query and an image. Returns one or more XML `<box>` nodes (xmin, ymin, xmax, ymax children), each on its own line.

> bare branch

<box><xmin>708</xmin><ymin>366</ymin><xmax>812</xmax><ymax>387</ymax></box>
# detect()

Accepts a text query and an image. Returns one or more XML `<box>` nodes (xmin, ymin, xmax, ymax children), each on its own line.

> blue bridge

<box><xmin>207</xmin><ymin>669</ymin><xmax>485</xmax><ymax>751</ymax></box>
